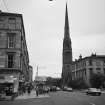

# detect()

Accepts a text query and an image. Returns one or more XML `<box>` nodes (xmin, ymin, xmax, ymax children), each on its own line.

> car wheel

<box><xmin>96</xmin><ymin>93</ymin><xmax>98</xmax><ymax>96</ymax></box>
<box><xmin>96</xmin><ymin>93</ymin><xmax>99</xmax><ymax>96</ymax></box>
<box><xmin>92</xmin><ymin>93</ymin><xmax>95</xmax><ymax>96</ymax></box>
<box><xmin>98</xmin><ymin>93</ymin><xmax>101</xmax><ymax>96</ymax></box>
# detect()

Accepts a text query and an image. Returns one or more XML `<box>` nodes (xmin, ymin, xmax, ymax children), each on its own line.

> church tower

<box><xmin>62</xmin><ymin>3</ymin><xmax>72</xmax><ymax>86</ymax></box>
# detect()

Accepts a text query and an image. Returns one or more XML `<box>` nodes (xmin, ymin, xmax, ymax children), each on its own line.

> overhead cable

<box><xmin>2</xmin><ymin>0</ymin><xmax>9</xmax><ymax>12</ymax></box>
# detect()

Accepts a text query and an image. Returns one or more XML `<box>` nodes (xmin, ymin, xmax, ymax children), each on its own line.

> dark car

<box><xmin>50</xmin><ymin>86</ymin><xmax>57</xmax><ymax>92</ymax></box>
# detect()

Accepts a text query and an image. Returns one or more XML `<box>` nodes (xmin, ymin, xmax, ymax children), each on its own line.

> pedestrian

<box><xmin>5</xmin><ymin>87</ymin><xmax>9</xmax><ymax>96</ymax></box>
<box><xmin>27</xmin><ymin>86</ymin><xmax>31</xmax><ymax>95</ymax></box>
<box><xmin>21</xmin><ymin>85</ymin><xmax>25</xmax><ymax>95</ymax></box>
<box><xmin>36</xmin><ymin>86</ymin><xmax>39</xmax><ymax>96</ymax></box>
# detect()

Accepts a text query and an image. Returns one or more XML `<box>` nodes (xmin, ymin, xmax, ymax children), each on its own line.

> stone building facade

<box><xmin>29</xmin><ymin>65</ymin><xmax>33</xmax><ymax>82</ymax></box>
<box><xmin>0</xmin><ymin>11</ymin><xmax>30</xmax><ymax>86</ymax></box>
<box><xmin>71</xmin><ymin>54</ymin><xmax>105</xmax><ymax>86</ymax></box>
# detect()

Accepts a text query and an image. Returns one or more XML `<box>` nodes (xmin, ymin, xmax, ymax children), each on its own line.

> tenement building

<box><xmin>62</xmin><ymin>4</ymin><xmax>72</xmax><ymax>86</ymax></box>
<box><xmin>29</xmin><ymin>65</ymin><xmax>33</xmax><ymax>82</ymax></box>
<box><xmin>71</xmin><ymin>54</ymin><xmax>105</xmax><ymax>86</ymax></box>
<box><xmin>0</xmin><ymin>11</ymin><xmax>31</xmax><ymax>89</ymax></box>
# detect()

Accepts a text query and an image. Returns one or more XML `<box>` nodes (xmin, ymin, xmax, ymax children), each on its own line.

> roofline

<box><xmin>0</xmin><ymin>11</ymin><xmax>22</xmax><ymax>17</ymax></box>
<box><xmin>73</xmin><ymin>54</ymin><xmax>105</xmax><ymax>63</ymax></box>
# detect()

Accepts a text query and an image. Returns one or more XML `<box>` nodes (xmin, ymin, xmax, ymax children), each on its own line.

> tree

<box><xmin>46</xmin><ymin>77</ymin><xmax>62</xmax><ymax>87</ymax></box>
<box><xmin>68</xmin><ymin>78</ymin><xmax>88</xmax><ymax>89</ymax></box>
<box><xmin>90</xmin><ymin>73</ymin><xmax>105</xmax><ymax>88</ymax></box>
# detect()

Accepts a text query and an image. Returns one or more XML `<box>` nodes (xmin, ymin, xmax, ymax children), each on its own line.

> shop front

<box><xmin>0</xmin><ymin>74</ymin><xmax>19</xmax><ymax>99</ymax></box>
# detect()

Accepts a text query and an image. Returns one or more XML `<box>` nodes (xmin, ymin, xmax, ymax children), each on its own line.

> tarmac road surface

<box><xmin>0</xmin><ymin>90</ymin><xmax>105</xmax><ymax>105</ymax></box>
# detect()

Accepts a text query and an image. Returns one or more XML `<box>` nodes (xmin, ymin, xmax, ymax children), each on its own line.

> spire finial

<box><xmin>64</xmin><ymin>1</ymin><xmax>69</xmax><ymax>38</ymax></box>
<box><xmin>66</xmin><ymin>0</ymin><xmax>68</xmax><ymax>6</ymax></box>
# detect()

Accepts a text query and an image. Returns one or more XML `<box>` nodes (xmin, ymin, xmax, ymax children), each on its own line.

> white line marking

<box><xmin>90</xmin><ymin>103</ymin><xmax>96</xmax><ymax>105</ymax></box>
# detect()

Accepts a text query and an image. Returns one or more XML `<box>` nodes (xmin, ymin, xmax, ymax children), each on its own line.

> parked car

<box><xmin>43</xmin><ymin>86</ymin><xmax>50</xmax><ymax>93</ymax></box>
<box><xmin>56</xmin><ymin>87</ymin><xmax>61</xmax><ymax>91</ymax></box>
<box><xmin>86</xmin><ymin>88</ymin><xmax>101</xmax><ymax>96</ymax></box>
<box><xmin>63</xmin><ymin>87</ymin><xmax>73</xmax><ymax>92</ymax></box>
<box><xmin>50</xmin><ymin>86</ymin><xmax>57</xmax><ymax>92</ymax></box>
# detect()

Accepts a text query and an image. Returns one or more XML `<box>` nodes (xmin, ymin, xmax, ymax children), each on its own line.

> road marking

<box><xmin>90</xmin><ymin>103</ymin><xmax>96</xmax><ymax>105</ymax></box>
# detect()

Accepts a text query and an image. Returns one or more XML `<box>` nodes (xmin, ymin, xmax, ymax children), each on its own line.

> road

<box><xmin>0</xmin><ymin>91</ymin><xmax>105</xmax><ymax>105</ymax></box>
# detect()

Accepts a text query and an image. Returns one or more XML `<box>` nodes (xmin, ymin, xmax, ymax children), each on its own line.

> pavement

<box><xmin>15</xmin><ymin>90</ymin><xmax>50</xmax><ymax>100</ymax></box>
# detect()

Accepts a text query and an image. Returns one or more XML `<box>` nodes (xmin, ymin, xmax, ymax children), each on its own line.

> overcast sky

<box><xmin>0</xmin><ymin>0</ymin><xmax>105</xmax><ymax>79</ymax></box>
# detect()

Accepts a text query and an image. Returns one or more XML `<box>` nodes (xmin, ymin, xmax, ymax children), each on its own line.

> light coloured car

<box><xmin>43</xmin><ymin>86</ymin><xmax>50</xmax><ymax>93</ymax></box>
<box><xmin>66</xmin><ymin>87</ymin><xmax>73</xmax><ymax>92</ymax></box>
<box><xmin>56</xmin><ymin>87</ymin><xmax>61</xmax><ymax>91</ymax></box>
<box><xmin>63</xmin><ymin>87</ymin><xmax>73</xmax><ymax>92</ymax></box>
<box><xmin>86</xmin><ymin>88</ymin><xmax>101</xmax><ymax>96</ymax></box>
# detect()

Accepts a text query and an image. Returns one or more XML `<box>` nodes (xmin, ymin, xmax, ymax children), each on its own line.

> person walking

<box><xmin>36</xmin><ymin>86</ymin><xmax>39</xmax><ymax>96</ymax></box>
<box><xmin>27</xmin><ymin>86</ymin><xmax>31</xmax><ymax>95</ymax></box>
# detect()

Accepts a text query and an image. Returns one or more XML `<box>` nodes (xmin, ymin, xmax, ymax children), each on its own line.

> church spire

<box><xmin>64</xmin><ymin>3</ymin><xmax>70</xmax><ymax>38</ymax></box>
<box><xmin>62</xmin><ymin>3</ymin><xmax>72</xmax><ymax>86</ymax></box>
